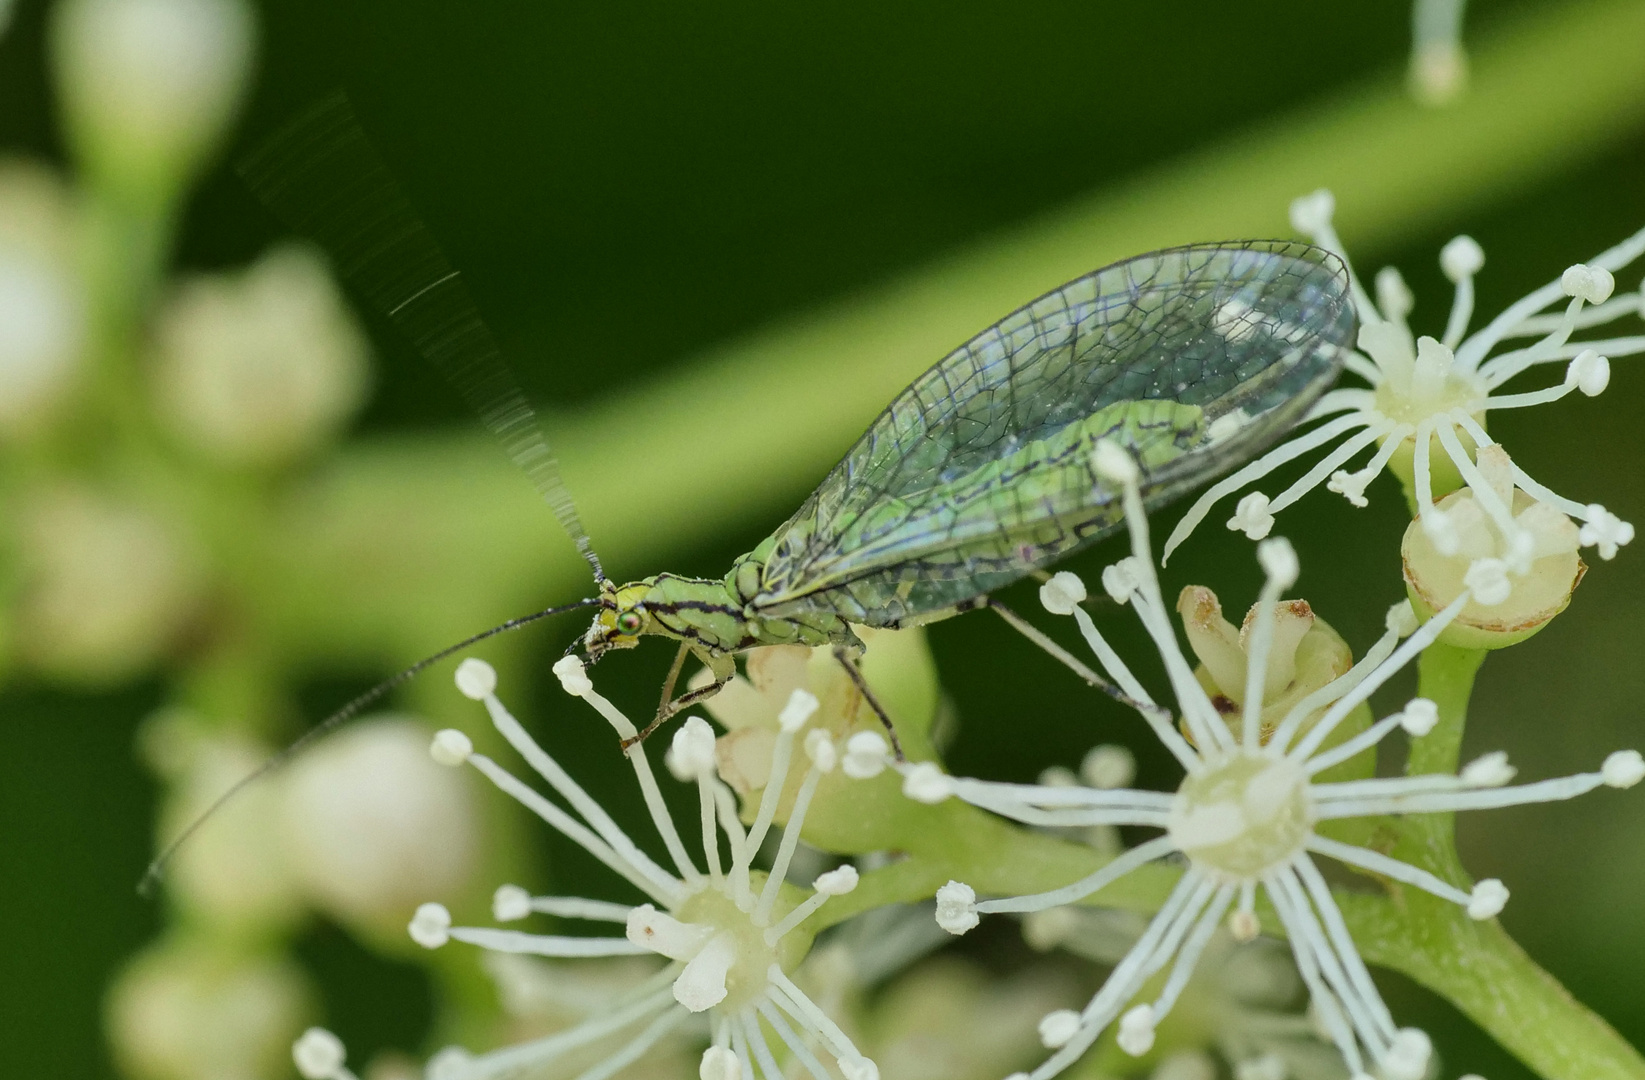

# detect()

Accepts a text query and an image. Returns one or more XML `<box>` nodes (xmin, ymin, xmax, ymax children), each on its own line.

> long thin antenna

<box><xmin>138</xmin><ymin>597</ymin><xmax>599</xmax><ymax>896</ymax></box>
<box><xmin>237</xmin><ymin>92</ymin><xmax>606</xmax><ymax>583</ymax></box>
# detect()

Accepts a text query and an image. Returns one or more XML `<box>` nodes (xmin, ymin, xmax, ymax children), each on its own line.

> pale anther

<box><xmin>1093</xmin><ymin>439</ymin><xmax>1140</xmax><ymax>484</ymax></box>
<box><xmin>1081</xmin><ymin>744</ymin><xmax>1136</xmax><ymax>789</ymax></box>
<box><xmin>813</xmin><ymin>865</ymin><xmax>859</xmax><ymax>895</ymax></box>
<box><xmin>1038</xmin><ymin>1009</ymin><xmax>1081</xmax><ymax>1049</ymax></box>
<box><xmin>292</xmin><ymin>1028</ymin><xmax>347</xmax><ymax>1080</ymax></box>
<box><xmin>1040</xmin><ymin>570</ymin><xmax>1087</xmax><ymax>615</ymax></box>
<box><xmin>1381</xmin><ymin>1028</ymin><xmax>1433</xmax><ymax>1080</ymax></box>
<box><xmin>1467</xmin><ymin>879</ymin><xmax>1509</xmax><ymax>920</ymax></box>
<box><xmin>778</xmin><ymin>688</ymin><xmax>819</xmax><ymax>732</ymax></box>
<box><xmin>1289</xmin><ymin>189</ymin><xmax>1335</xmax><ymax>235</ymax></box>
<box><xmin>700</xmin><ymin>1045</ymin><xmax>742</xmax><ymax>1080</ymax></box>
<box><xmin>408</xmin><ymin>902</ymin><xmax>451</xmax><ymax>948</ymax></box>
<box><xmin>1102</xmin><ymin>557</ymin><xmax>1144</xmax><ymax>604</ymax></box>
<box><xmin>429</xmin><ymin>728</ymin><xmax>472</xmax><ymax>767</ymax></box>
<box><xmin>841</xmin><ymin>731</ymin><xmax>890</xmax><ymax>779</ymax></box>
<box><xmin>1117</xmin><ymin>1003</ymin><xmax>1156</xmax><ymax>1056</ymax></box>
<box><xmin>804</xmin><ymin>728</ymin><xmax>838</xmax><ymax>772</ymax></box>
<box><xmin>1580</xmin><ymin>506</ymin><xmax>1635</xmax><ymax>561</ymax></box>
<box><xmin>1257</xmin><ymin>536</ymin><xmax>1299</xmax><ymax>588</ymax></box>
<box><xmin>1561</xmin><ymin>264</ymin><xmax>1615</xmax><ymax>304</ymax></box>
<box><xmin>1228</xmin><ymin>491</ymin><xmax>1275</xmax><ymax>540</ymax></box>
<box><xmin>492</xmin><ymin>884</ymin><xmax>531</xmax><ymax>922</ymax></box>
<box><xmin>935</xmin><ymin>880</ymin><xmax>979</xmax><ymax>935</ymax></box>
<box><xmin>1440</xmin><ymin>235</ymin><xmax>1484</xmax><ymax>281</ymax></box>
<box><xmin>670</xmin><ymin>716</ymin><xmax>719</xmax><ymax>779</ymax></box>
<box><xmin>1386</xmin><ymin>600</ymin><xmax>1419</xmax><ymax>637</ymax></box>
<box><xmin>902</xmin><ymin>761</ymin><xmax>953</xmax><ymax>803</ymax></box>
<box><xmin>1399</xmin><ymin>698</ymin><xmax>1439</xmax><ymax>737</ymax></box>
<box><xmin>1461</xmin><ymin>751</ymin><xmax>1516</xmax><ymax>787</ymax></box>
<box><xmin>1228</xmin><ymin>908</ymin><xmax>1260</xmax><ymax>942</ymax></box>
<box><xmin>1463</xmin><ymin>558</ymin><xmax>1512</xmax><ymax>606</ymax></box>
<box><xmin>1566</xmin><ymin>349</ymin><xmax>1610</xmax><ymax>396</ymax></box>
<box><xmin>1602</xmin><ymin>750</ymin><xmax>1645</xmax><ymax>788</ymax></box>
<box><xmin>454</xmin><ymin>657</ymin><xmax>497</xmax><ymax>700</ymax></box>
<box><xmin>552</xmin><ymin>654</ymin><xmax>592</xmax><ymax>697</ymax></box>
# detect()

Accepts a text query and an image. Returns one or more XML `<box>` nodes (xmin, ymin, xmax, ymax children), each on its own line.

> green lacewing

<box><xmin>242</xmin><ymin>97</ymin><xmax>1355</xmax><ymax>747</ymax></box>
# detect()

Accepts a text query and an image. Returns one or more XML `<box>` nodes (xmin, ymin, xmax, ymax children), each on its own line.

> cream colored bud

<box><xmin>107</xmin><ymin>938</ymin><xmax>312</xmax><ymax>1080</ymax></box>
<box><xmin>153</xmin><ymin>245</ymin><xmax>369</xmax><ymax>466</ymax></box>
<box><xmin>15</xmin><ymin>485</ymin><xmax>202</xmax><ymax>682</ymax></box>
<box><xmin>281</xmin><ymin>718</ymin><xmax>478</xmax><ymax>929</ymax></box>
<box><xmin>146</xmin><ymin>720</ymin><xmax>304</xmax><ymax>929</ymax></box>
<box><xmin>53</xmin><ymin>0</ymin><xmax>254</xmax><ymax>201</ymax></box>
<box><xmin>0</xmin><ymin>162</ymin><xmax>85</xmax><ymax>439</ymax></box>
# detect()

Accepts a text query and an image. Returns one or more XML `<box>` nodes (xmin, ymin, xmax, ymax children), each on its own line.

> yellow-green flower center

<box><xmin>1168</xmin><ymin>753</ymin><xmax>1313</xmax><ymax>881</ymax></box>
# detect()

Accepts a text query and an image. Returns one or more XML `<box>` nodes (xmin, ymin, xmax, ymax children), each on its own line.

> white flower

<box><xmin>51</xmin><ymin>0</ymin><xmax>254</xmax><ymax>198</ymax></box>
<box><xmin>1165</xmin><ymin>194</ymin><xmax>1641</xmax><ymax>568</ymax></box>
<box><xmin>401</xmin><ymin>658</ymin><xmax>877</xmax><ymax>1080</ymax></box>
<box><xmin>152</xmin><ymin>244</ymin><xmax>370</xmax><ymax>467</ymax></box>
<box><xmin>0</xmin><ymin>161</ymin><xmax>84</xmax><ymax>438</ymax></box>
<box><xmin>904</xmin><ymin>468</ymin><xmax>1638</xmax><ymax>1080</ymax></box>
<box><xmin>280</xmin><ymin>717</ymin><xmax>479</xmax><ymax>928</ymax></box>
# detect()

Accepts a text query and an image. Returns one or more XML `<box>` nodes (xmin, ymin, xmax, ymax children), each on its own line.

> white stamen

<box><xmin>935</xmin><ymin>881</ymin><xmax>979</xmax><ymax>935</ymax></box>
<box><xmin>1093</xmin><ymin>440</ymin><xmax>1140</xmax><ymax>484</ymax></box>
<box><xmin>813</xmin><ymin>865</ymin><xmax>859</xmax><ymax>896</ymax></box>
<box><xmin>1461</xmin><ymin>751</ymin><xmax>1516</xmax><ymax>788</ymax></box>
<box><xmin>1080</xmin><ymin>744</ymin><xmax>1136</xmax><ymax>789</ymax></box>
<box><xmin>626</xmin><ymin>904</ymin><xmax>713</xmax><ymax>961</ymax></box>
<box><xmin>1467</xmin><ymin>879</ymin><xmax>1509</xmax><ymax>920</ymax></box>
<box><xmin>804</xmin><ymin>729</ymin><xmax>838</xmax><ymax>772</ymax></box>
<box><xmin>1289</xmin><ymin>189</ymin><xmax>1335</xmax><ymax>235</ymax></box>
<box><xmin>409</xmin><ymin>902</ymin><xmax>451</xmax><ymax>948</ymax></box>
<box><xmin>1463</xmin><ymin>557</ymin><xmax>1512</xmax><ymax>606</ymax></box>
<box><xmin>1440</xmin><ymin>236</ymin><xmax>1484</xmax><ymax>281</ymax></box>
<box><xmin>841</xmin><ymin>732</ymin><xmax>890</xmax><ymax>779</ymax></box>
<box><xmin>552</xmin><ymin>654</ymin><xmax>593</xmax><ymax>697</ymax></box>
<box><xmin>1228</xmin><ymin>492</ymin><xmax>1275</xmax><ymax>540</ymax></box>
<box><xmin>1562</xmin><ymin>264</ymin><xmax>1616</xmax><ymax>304</ymax></box>
<box><xmin>455</xmin><ymin>657</ymin><xmax>498</xmax><ymax>700</ymax></box>
<box><xmin>673</xmin><ymin>931</ymin><xmax>737</xmax><ymax>1012</ymax></box>
<box><xmin>293</xmin><ymin>1028</ymin><xmax>349</xmax><ymax>1080</ymax></box>
<box><xmin>1398</xmin><ymin>698</ymin><xmax>1439</xmax><ymax>737</ymax></box>
<box><xmin>700</xmin><ymin>1045</ymin><xmax>742</xmax><ymax>1080</ymax></box>
<box><xmin>670</xmin><ymin>717</ymin><xmax>719</xmax><ymax>780</ymax></box>
<box><xmin>1101</xmin><ymin>557</ymin><xmax>1144</xmax><ymax>604</ymax></box>
<box><xmin>1038</xmin><ymin>1009</ymin><xmax>1081</xmax><ymax>1049</ymax></box>
<box><xmin>1256</xmin><ymin>537</ymin><xmax>1300</xmax><ymax>589</ymax></box>
<box><xmin>1040</xmin><ymin>571</ymin><xmax>1088</xmax><ymax>615</ymax></box>
<box><xmin>429</xmin><ymin>728</ymin><xmax>472</xmax><ymax>766</ymax></box>
<box><xmin>1566</xmin><ymin>349</ymin><xmax>1611</xmax><ymax>396</ymax></box>
<box><xmin>1580</xmin><ymin>505</ymin><xmax>1635</xmax><ymax>560</ymax></box>
<box><xmin>1381</xmin><ymin>1028</ymin><xmax>1433</xmax><ymax>1080</ymax></box>
<box><xmin>902</xmin><ymin>761</ymin><xmax>954</xmax><ymax>803</ymax></box>
<box><xmin>1117</xmin><ymin>1004</ymin><xmax>1157</xmax><ymax>1056</ymax></box>
<box><xmin>492</xmin><ymin>884</ymin><xmax>531</xmax><ymax>921</ymax></box>
<box><xmin>1602</xmin><ymin>750</ymin><xmax>1645</xmax><ymax>788</ymax></box>
<box><xmin>778</xmin><ymin>688</ymin><xmax>819</xmax><ymax>732</ymax></box>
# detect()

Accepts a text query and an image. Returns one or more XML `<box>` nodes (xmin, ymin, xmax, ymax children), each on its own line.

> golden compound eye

<box><xmin>615</xmin><ymin>610</ymin><xmax>644</xmax><ymax>635</ymax></box>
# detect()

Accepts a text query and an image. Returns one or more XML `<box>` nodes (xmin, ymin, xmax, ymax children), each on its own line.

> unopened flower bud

<box><xmin>152</xmin><ymin>245</ymin><xmax>369</xmax><ymax>467</ymax></box>
<box><xmin>0</xmin><ymin>163</ymin><xmax>84</xmax><ymax>439</ymax></box>
<box><xmin>52</xmin><ymin>0</ymin><xmax>254</xmax><ymax>202</ymax></box>
<box><xmin>283</xmin><ymin>720</ymin><xmax>478</xmax><ymax>928</ymax></box>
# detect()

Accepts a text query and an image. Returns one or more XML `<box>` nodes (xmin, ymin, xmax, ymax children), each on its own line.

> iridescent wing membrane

<box><xmin>754</xmin><ymin>241</ymin><xmax>1353</xmax><ymax>626</ymax></box>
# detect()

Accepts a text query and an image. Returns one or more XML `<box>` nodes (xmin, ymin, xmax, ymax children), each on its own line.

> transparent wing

<box><xmin>756</xmin><ymin>241</ymin><xmax>1353</xmax><ymax>624</ymax></box>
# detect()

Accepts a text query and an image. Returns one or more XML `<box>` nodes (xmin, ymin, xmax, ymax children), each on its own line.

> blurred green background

<box><xmin>2</xmin><ymin>0</ymin><xmax>1644</xmax><ymax>1077</ymax></box>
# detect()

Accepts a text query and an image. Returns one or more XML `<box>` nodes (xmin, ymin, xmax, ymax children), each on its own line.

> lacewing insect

<box><xmin>142</xmin><ymin>97</ymin><xmax>1352</xmax><ymax>891</ymax></box>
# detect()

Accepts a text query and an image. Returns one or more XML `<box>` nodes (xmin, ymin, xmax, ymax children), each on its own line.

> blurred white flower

<box><xmin>152</xmin><ymin>244</ymin><xmax>370</xmax><ymax>467</ymax></box>
<box><xmin>280</xmin><ymin>716</ymin><xmax>480</xmax><ymax>929</ymax></box>
<box><xmin>890</xmin><ymin>454</ymin><xmax>1642</xmax><ymax>1080</ymax></box>
<box><xmin>108</xmin><ymin>936</ymin><xmax>312</xmax><ymax>1080</ymax></box>
<box><xmin>52</xmin><ymin>0</ymin><xmax>255</xmax><ymax>200</ymax></box>
<box><xmin>141</xmin><ymin>711</ymin><xmax>305</xmax><ymax>929</ymax></box>
<box><xmin>1165</xmin><ymin>193</ymin><xmax>1641</xmax><ymax>571</ymax></box>
<box><xmin>0</xmin><ymin>161</ymin><xmax>85</xmax><ymax>438</ymax></box>
<box><xmin>14</xmin><ymin>484</ymin><xmax>202</xmax><ymax>682</ymax></box>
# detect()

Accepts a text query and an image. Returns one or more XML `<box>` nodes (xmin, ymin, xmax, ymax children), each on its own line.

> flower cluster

<box><xmin>1164</xmin><ymin>192</ymin><xmax>1642</xmax><ymax>594</ymax></box>
<box><xmin>877</xmin><ymin>447</ymin><xmax>1644</xmax><ymax>1080</ymax></box>
<box><xmin>324</xmin><ymin>655</ymin><xmax>881</xmax><ymax>1080</ymax></box>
